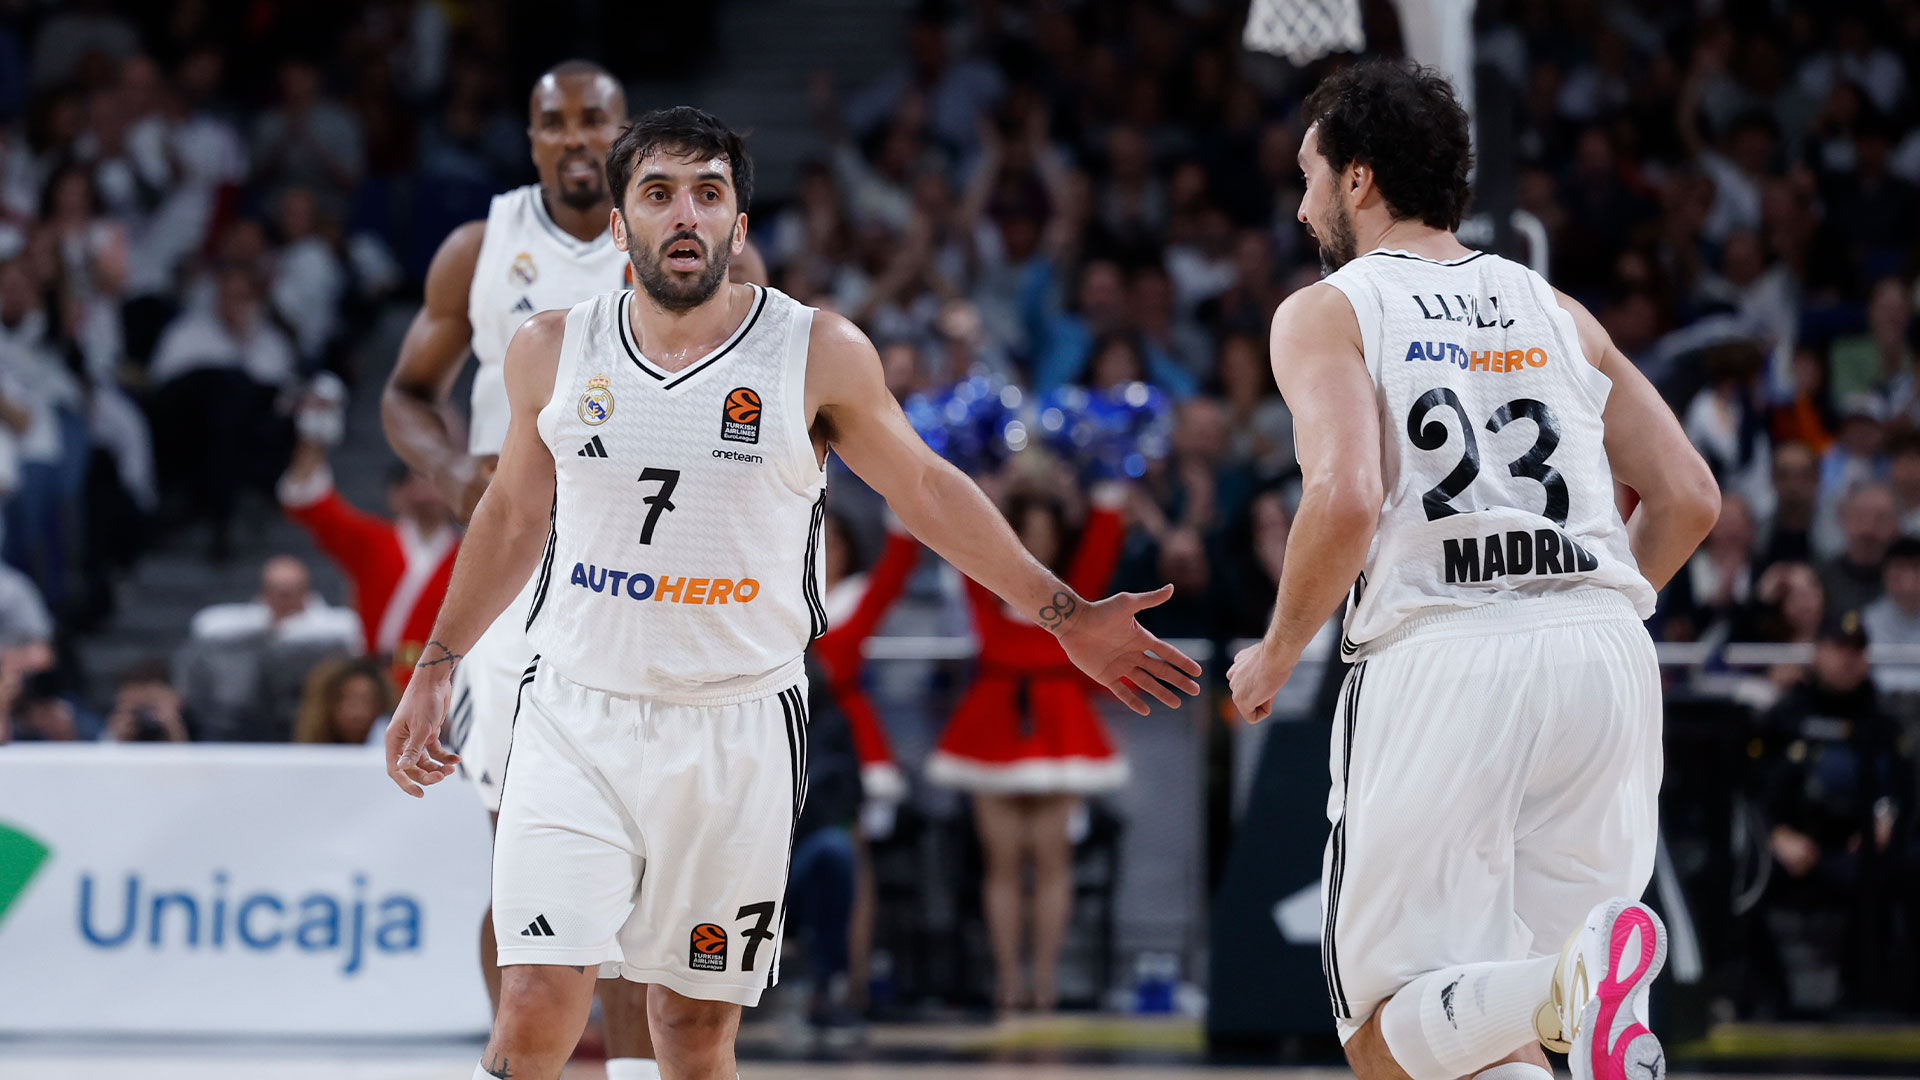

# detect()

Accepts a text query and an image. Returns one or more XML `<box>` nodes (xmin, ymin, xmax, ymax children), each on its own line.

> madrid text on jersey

<box><xmin>1442</xmin><ymin>528</ymin><xmax>1601</xmax><ymax>585</ymax></box>
<box><xmin>568</xmin><ymin>563</ymin><xmax>761</xmax><ymax>605</ymax></box>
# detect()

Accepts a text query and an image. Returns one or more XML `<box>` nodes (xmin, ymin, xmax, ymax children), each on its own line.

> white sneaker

<box><xmin>1547</xmin><ymin>898</ymin><xmax>1668</xmax><ymax>1080</ymax></box>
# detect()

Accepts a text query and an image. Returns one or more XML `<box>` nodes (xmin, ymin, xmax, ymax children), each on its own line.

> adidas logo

<box><xmin>577</xmin><ymin>435</ymin><xmax>608</xmax><ymax>458</ymax></box>
<box><xmin>511</xmin><ymin>296</ymin><xmax>535</xmax><ymax>314</ymax></box>
<box><xmin>520</xmin><ymin>914</ymin><xmax>556</xmax><ymax>937</ymax></box>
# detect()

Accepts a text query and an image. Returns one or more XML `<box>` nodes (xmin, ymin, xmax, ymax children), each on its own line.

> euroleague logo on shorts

<box><xmin>689</xmin><ymin>922</ymin><xmax>728</xmax><ymax>971</ymax></box>
<box><xmin>721</xmin><ymin>386</ymin><xmax>761</xmax><ymax>444</ymax></box>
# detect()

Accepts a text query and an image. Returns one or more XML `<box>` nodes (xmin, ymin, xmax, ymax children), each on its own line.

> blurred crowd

<box><xmin>5</xmin><ymin>0</ymin><xmax>1920</xmax><ymax>1019</ymax></box>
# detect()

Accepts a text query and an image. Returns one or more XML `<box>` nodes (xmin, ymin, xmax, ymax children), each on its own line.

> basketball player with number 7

<box><xmin>383</xmin><ymin>106</ymin><xmax>1203</xmax><ymax>1080</ymax></box>
<box><xmin>1226</xmin><ymin>63</ymin><xmax>1719</xmax><ymax>1080</ymax></box>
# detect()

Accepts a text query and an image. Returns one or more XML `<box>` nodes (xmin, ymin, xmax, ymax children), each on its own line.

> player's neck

<box><xmin>541</xmin><ymin>189</ymin><xmax>611</xmax><ymax>244</ymax></box>
<box><xmin>628</xmin><ymin>281</ymin><xmax>752</xmax><ymax>370</ymax></box>
<box><xmin>1356</xmin><ymin>218</ymin><xmax>1471</xmax><ymax>263</ymax></box>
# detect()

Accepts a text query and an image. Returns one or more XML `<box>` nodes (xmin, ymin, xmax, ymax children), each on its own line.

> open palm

<box><xmin>1055</xmin><ymin>585</ymin><xmax>1204</xmax><ymax>713</ymax></box>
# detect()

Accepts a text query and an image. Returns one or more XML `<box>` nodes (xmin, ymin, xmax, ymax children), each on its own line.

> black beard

<box><xmin>633</xmin><ymin>229</ymin><xmax>733</xmax><ymax>312</ymax></box>
<box><xmin>558</xmin><ymin>180</ymin><xmax>605</xmax><ymax>211</ymax></box>
<box><xmin>554</xmin><ymin>155</ymin><xmax>607</xmax><ymax>211</ymax></box>
<box><xmin>1316</xmin><ymin>201</ymin><xmax>1359</xmax><ymax>273</ymax></box>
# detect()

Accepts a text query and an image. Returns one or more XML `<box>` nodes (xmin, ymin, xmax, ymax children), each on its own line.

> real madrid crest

<box><xmin>509</xmin><ymin>252</ymin><xmax>538</xmax><ymax>288</ymax></box>
<box><xmin>579</xmin><ymin>374</ymin><xmax>614</xmax><ymax>426</ymax></box>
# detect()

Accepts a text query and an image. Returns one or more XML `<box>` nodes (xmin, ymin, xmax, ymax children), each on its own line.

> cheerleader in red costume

<box><xmin>928</xmin><ymin>480</ymin><xmax>1129</xmax><ymax>1012</ymax></box>
<box><xmin>817</xmin><ymin>511</ymin><xmax>919</xmax><ymax>804</ymax></box>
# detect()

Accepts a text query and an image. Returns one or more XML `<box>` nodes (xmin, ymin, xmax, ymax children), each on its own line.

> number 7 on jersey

<box><xmin>637</xmin><ymin>467</ymin><xmax>680</xmax><ymax>544</ymax></box>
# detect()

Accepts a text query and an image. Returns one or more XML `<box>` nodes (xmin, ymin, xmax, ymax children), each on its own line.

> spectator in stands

<box><xmin>292</xmin><ymin>656</ymin><xmax>394</xmax><ymax>745</ymax></box>
<box><xmin>1816</xmin><ymin>395</ymin><xmax>1893</xmax><ymax>550</ymax></box>
<box><xmin>1028</xmin><ymin>258</ymin><xmax>1196</xmax><ymax>397</ymax></box>
<box><xmin>1888</xmin><ymin>437</ymin><xmax>1920</xmax><ymax>536</ymax></box>
<box><xmin>1770</xmin><ymin>345</ymin><xmax>1837</xmax><ymax>454</ymax></box>
<box><xmin>1684</xmin><ymin>342</ymin><xmax>1773</xmax><ymax>513</ymax></box>
<box><xmin>147</xmin><ymin>260</ymin><xmax>298</xmax><ymax>558</ymax></box>
<box><xmin>250</xmin><ymin>58</ymin><xmax>364</xmax><ymax>219</ymax></box>
<box><xmin>1751</xmin><ymin>609</ymin><xmax>1902</xmax><ymax>1014</ymax></box>
<box><xmin>188</xmin><ymin>554</ymin><xmax>359</xmax><ymax>652</ymax></box>
<box><xmin>1820</xmin><ymin>483</ymin><xmax>1898</xmax><ymax>617</ymax></box>
<box><xmin>784</xmin><ymin>655</ymin><xmax>863</xmax><ymax>1038</ymax></box>
<box><xmin>1764</xmin><ymin>440</ymin><xmax>1821</xmax><ymax>567</ymax></box>
<box><xmin>1866</xmin><ymin>538</ymin><xmax>1920</xmax><ymax>695</ymax></box>
<box><xmin>1214</xmin><ymin>332</ymin><xmax>1295</xmax><ymax>480</ymax></box>
<box><xmin>278</xmin><ymin>379</ymin><xmax>457</xmax><ymax>686</ymax></box>
<box><xmin>267</xmin><ymin>186</ymin><xmax>347</xmax><ymax>372</ymax></box>
<box><xmin>102</xmin><ymin>657</ymin><xmax>189</xmax><ymax>742</ymax></box>
<box><xmin>1122</xmin><ymin>397</ymin><xmax>1251</xmax><ymax>635</ymax></box>
<box><xmin>1832</xmin><ymin>276</ymin><xmax>1914</xmax><ymax>409</ymax></box>
<box><xmin>1664</xmin><ymin>491</ymin><xmax>1761</xmax><ymax>642</ymax></box>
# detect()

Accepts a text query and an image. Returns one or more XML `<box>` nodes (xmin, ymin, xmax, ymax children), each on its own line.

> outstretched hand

<box><xmin>1053</xmin><ymin>585</ymin><xmax>1203</xmax><ymax>714</ymax></box>
<box><xmin>384</xmin><ymin>675</ymin><xmax>460</xmax><ymax>797</ymax></box>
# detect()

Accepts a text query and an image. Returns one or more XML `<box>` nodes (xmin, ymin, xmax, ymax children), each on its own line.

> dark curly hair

<box><xmin>606</xmin><ymin>106</ymin><xmax>753</xmax><ymax>214</ymax></box>
<box><xmin>1300</xmin><ymin>61</ymin><xmax>1472</xmax><ymax>230</ymax></box>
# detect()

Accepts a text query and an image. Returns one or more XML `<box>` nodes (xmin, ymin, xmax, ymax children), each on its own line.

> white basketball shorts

<box><xmin>491</xmin><ymin>658</ymin><xmax>807</xmax><ymax>1007</ymax></box>
<box><xmin>447</xmin><ymin>574</ymin><xmax>538</xmax><ymax>813</ymax></box>
<box><xmin>1323</xmin><ymin>591</ymin><xmax>1662</xmax><ymax>1042</ymax></box>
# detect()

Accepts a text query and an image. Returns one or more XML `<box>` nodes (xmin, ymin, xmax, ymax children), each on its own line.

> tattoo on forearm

<box><xmin>569</xmin><ymin>965</ymin><xmax>586</xmax><ymax>973</ymax></box>
<box><xmin>1038</xmin><ymin>590</ymin><xmax>1078</xmax><ymax>630</ymax></box>
<box><xmin>417</xmin><ymin>640</ymin><xmax>462</xmax><ymax>670</ymax></box>
<box><xmin>483</xmin><ymin>1053</ymin><xmax>512</xmax><ymax>1078</ymax></box>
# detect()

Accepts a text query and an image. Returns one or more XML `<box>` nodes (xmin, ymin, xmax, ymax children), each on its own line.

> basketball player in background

<box><xmin>1227</xmin><ymin>63</ymin><xmax>1719</xmax><ymax>1080</ymax></box>
<box><xmin>384</xmin><ymin>105</ymin><xmax>1201</xmax><ymax>1080</ymax></box>
<box><xmin>382</xmin><ymin>60</ymin><xmax>763</xmax><ymax>1080</ymax></box>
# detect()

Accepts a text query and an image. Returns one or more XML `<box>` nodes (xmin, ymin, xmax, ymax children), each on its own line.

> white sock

<box><xmin>605</xmin><ymin>1059</ymin><xmax>662</xmax><ymax>1080</ymax></box>
<box><xmin>1379</xmin><ymin>956</ymin><xmax>1557</xmax><ymax>1080</ymax></box>
<box><xmin>1475</xmin><ymin>1063</ymin><xmax>1553</xmax><ymax>1080</ymax></box>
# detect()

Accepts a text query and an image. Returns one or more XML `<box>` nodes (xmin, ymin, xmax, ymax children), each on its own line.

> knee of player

<box><xmin>648</xmin><ymin>993</ymin><xmax>736</xmax><ymax>1053</ymax></box>
<box><xmin>496</xmin><ymin>967</ymin><xmax>587</xmax><ymax>1025</ymax></box>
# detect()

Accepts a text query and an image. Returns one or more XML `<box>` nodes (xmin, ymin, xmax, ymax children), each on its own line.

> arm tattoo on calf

<box><xmin>483</xmin><ymin>1053</ymin><xmax>513</xmax><ymax>1078</ymax></box>
<box><xmin>417</xmin><ymin>640</ymin><xmax>463</xmax><ymax>670</ymax></box>
<box><xmin>1037</xmin><ymin>590</ymin><xmax>1078</xmax><ymax>630</ymax></box>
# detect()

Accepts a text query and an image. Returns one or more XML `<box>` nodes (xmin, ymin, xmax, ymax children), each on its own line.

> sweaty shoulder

<box><xmin>503</xmin><ymin>307</ymin><xmax>568</xmax><ymax>411</ymax></box>
<box><xmin>802</xmin><ymin>308</ymin><xmax>886</xmax><ymax>435</ymax></box>
<box><xmin>805</xmin><ymin>308</ymin><xmax>881</xmax><ymax>388</ymax></box>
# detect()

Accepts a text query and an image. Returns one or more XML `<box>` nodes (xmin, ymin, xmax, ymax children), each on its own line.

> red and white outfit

<box><xmin>280</xmin><ymin>467</ymin><xmax>459</xmax><ymax>688</ymax></box>
<box><xmin>926</xmin><ymin>499</ymin><xmax>1129</xmax><ymax>793</ymax></box>
<box><xmin>814</xmin><ymin>526</ymin><xmax>919</xmax><ymax>802</ymax></box>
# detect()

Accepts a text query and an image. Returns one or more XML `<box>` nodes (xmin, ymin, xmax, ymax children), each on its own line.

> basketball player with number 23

<box><xmin>1227</xmin><ymin>64</ymin><xmax>1719</xmax><ymax>1080</ymax></box>
<box><xmin>384</xmin><ymin>107</ymin><xmax>1203</xmax><ymax>1080</ymax></box>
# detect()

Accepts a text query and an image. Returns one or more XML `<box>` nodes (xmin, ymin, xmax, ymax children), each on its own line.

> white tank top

<box><xmin>466</xmin><ymin>185</ymin><xmax>630</xmax><ymax>455</ymax></box>
<box><xmin>526</xmin><ymin>284</ymin><xmax>827</xmax><ymax>701</ymax></box>
<box><xmin>1319</xmin><ymin>248</ymin><xmax>1655</xmax><ymax>659</ymax></box>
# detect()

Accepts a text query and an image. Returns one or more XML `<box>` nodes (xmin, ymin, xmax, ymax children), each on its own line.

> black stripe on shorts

<box><xmin>1324</xmin><ymin>660</ymin><xmax>1366</xmax><ymax>1020</ymax></box>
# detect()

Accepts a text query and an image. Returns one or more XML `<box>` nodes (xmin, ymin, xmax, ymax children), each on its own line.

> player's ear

<box><xmin>1347</xmin><ymin>161</ymin><xmax>1370</xmax><ymax>200</ymax></box>
<box><xmin>611</xmin><ymin>208</ymin><xmax>629</xmax><ymax>252</ymax></box>
<box><xmin>731</xmin><ymin>213</ymin><xmax>748</xmax><ymax>255</ymax></box>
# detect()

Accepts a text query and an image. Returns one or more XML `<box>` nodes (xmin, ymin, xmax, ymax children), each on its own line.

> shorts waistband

<box><xmin>542</xmin><ymin>653</ymin><xmax>807</xmax><ymax>707</ymax></box>
<box><xmin>1348</xmin><ymin>590</ymin><xmax>1641</xmax><ymax>658</ymax></box>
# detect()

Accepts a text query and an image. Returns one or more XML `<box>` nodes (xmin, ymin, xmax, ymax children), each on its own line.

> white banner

<box><xmin>0</xmin><ymin>743</ymin><xmax>493</xmax><ymax>1036</ymax></box>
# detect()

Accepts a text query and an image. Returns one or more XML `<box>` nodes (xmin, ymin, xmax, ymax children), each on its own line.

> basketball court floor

<box><xmin>0</xmin><ymin>1014</ymin><xmax>1883</xmax><ymax>1080</ymax></box>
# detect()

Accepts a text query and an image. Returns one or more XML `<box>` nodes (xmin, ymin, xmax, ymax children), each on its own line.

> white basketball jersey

<box><xmin>527</xmin><ymin>284</ymin><xmax>827</xmax><ymax>700</ymax></box>
<box><xmin>467</xmin><ymin>185</ymin><xmax>630</xmax><ymax>455</ymax></box>
<box><xmin>1320</xmin><ymin>248</ymin><xmax>1655</xmax><ymax>659</ymax></box>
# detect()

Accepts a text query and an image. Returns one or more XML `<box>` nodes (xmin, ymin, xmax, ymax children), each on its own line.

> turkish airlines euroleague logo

<box><xmin>689</xmin><ymin>922</ymin><xmax>728</xmax><ymax>971</ymax></box>
<box><xmin>721</xmin><ymin>386</ymin><xmax>761</xmax><ymax>444</ymax></box>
